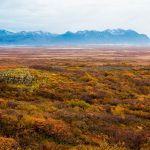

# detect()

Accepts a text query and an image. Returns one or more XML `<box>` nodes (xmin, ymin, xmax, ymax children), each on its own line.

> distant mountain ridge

<box><xmin>0</xmin><ymin>29</ymin><xmax>149</xmax><ymax>45</ymax></box>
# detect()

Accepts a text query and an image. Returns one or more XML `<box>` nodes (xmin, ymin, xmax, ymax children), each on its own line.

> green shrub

<box><xmin>67</xmin><ymin>100</ymin><xmax>91</xmax><ymax>109</ymax></box>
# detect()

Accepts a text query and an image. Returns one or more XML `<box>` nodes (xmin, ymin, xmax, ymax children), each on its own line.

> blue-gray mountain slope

<box><xmin>0</xmin><ymin>29</ymin><xmax>149</xmax><ymax>45</ymax></box>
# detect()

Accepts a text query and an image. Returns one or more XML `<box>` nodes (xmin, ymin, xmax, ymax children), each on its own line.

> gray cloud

<box><xmin>0</xmin><ymin>0</ymin><xmax>149</xmax><ymax>36</ymax></box>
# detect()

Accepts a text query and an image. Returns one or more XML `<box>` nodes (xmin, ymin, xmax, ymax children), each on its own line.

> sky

<box><xmin>0</xmin><ymin>0</ymin><xmax>150</xmax><ymax>36</ymax></box>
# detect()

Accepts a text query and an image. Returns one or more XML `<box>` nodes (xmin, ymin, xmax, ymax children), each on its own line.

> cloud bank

<box><xmin>0</xmin><ymin>0</ymin><xmax>149</xmax><ymax>35</ymax></box>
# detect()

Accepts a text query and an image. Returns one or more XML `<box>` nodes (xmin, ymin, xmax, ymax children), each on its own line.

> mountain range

<box><xmin>0</xmin><ymin>29</ymin><xmax>149</xmax><ymax>46</ymax></box>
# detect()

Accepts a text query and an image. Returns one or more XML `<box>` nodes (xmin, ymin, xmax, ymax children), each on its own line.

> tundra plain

<box><xmin>0</xmin><ymin>46</ymin><xmax>150</xmax><ymax>150</ymax></box>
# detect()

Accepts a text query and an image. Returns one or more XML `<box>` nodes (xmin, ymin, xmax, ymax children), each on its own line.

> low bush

<box><xmin>0</xmin><ymin>137</ymin><xmax>20</xmax><ymax>150</ymax></box>
<box><xmin>67</xmin><ymin>100</ymin><xmax>91</xmax><ymax>109</ymax></box>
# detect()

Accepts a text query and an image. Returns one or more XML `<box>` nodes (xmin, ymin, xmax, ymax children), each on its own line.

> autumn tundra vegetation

<box><xmin>0</xmin><ymin>47</ymin><xmax>150</xmax><ymax>150</ymax></box>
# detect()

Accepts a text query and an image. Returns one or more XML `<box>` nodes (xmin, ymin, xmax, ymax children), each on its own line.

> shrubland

<box><xmin>0</xmin><ymin>60</ymin><xmax>150</xmax><ymax>150</ymax></box>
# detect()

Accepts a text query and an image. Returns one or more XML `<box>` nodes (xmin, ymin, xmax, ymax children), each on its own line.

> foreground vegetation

<box><xmin>0</xmin><ymin>61</ymin><xmax>150</xmax><ymax>149</ymax></box>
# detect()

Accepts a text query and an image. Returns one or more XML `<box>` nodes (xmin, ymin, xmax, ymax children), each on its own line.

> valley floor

<box><xmin>0</xmin><ymin>46</ymin><xmax>150</xmax><ymax>150</ymax></box>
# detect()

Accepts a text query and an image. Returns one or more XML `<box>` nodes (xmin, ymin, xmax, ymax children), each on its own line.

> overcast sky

<box><xmin>0</xmin><ymin>0</ymin><xmax>149</xmax><ymax>36</ymax></box>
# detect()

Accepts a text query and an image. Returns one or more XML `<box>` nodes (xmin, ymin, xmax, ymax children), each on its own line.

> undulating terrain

<box><xmin>0</xmin><ymin>46</ymin><xmax>150</xmax><ymax>150</ymax></box>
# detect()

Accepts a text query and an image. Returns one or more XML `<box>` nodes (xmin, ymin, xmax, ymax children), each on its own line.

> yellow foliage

<box><xmin>0</xmin><ymin>137</ymin><xmax>20</xmax><ymax>150</ymax></box>
<box><xmin>111</xmin><ymin>105</ymin><xmax>125</xmax><ymax>117</ymax></box>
